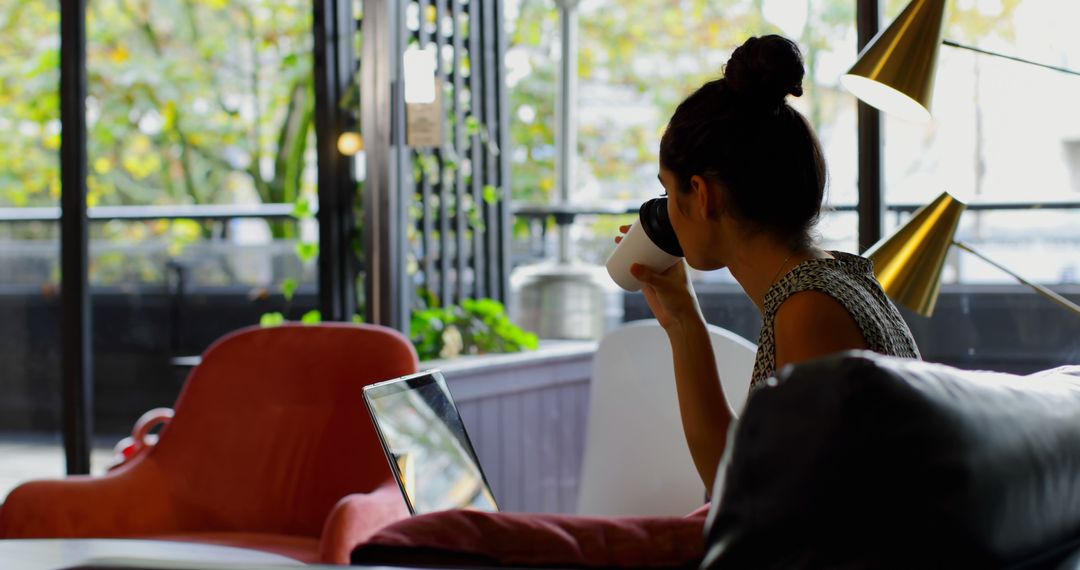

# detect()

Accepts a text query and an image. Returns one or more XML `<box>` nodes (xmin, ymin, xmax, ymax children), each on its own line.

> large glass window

<box><xmin>84</xmin><ymin>0</ymin><xmax>319</xmax><ymax>470</ymax></box>
<box><xmin>883</xmin><ymin>0</ymin><xmax>1080</xmax><ymax>372</ymax></box>
<box><xmin>0</xmin><ymin>0</ymin><xmax>65</xmax><ymax>498</ymax></box>
<box><xmin>506</xmin><ymin>0</ymin><xmax>860</xmax><ymax>278</ymax></box>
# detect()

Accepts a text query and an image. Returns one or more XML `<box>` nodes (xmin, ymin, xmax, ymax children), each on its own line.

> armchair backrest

<box><xmin>146</xmin><ymin>323</ymin><xmax>418</xmax><ymax>537</ymax></box>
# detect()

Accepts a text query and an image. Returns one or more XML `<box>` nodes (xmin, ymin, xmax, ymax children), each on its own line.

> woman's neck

<box><xmin>727</xmin><ymin>238</ymin><xmax>830</xmax><ymax>313</ymax></box>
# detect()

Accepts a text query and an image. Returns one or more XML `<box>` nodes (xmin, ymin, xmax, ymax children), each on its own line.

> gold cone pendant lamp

<box><xmin>841</xmin><ymin>0</ymin><xmax>947</xmax><ymax>123</ymax></box>
<box><xmin>863</xmin><ymin>192</ymin><xmax>965</xmax><ymax>317</ymax></box>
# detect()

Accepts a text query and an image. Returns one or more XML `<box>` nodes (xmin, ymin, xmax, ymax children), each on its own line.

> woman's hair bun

<box><xmin>724</xmin><ymin>35</ymin><xmax>805</xmax><ymax>110</ymax></box>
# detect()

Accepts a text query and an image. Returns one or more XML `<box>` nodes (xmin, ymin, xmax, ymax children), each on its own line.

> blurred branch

<box><xmin>241</xmin><ymin>4</ymin><xmax>268</xmax><ymax>196</ymax></box>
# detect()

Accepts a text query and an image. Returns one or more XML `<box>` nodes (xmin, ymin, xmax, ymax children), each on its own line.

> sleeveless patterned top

<box><xmin>750</xmin><ymin>251</ymin><xmax>921</xmax><ymax>389</ymax></box>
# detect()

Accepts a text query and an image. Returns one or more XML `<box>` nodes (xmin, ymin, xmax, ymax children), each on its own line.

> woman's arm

<box><xmin>667</xmin><ymin>316</ymin><xmax>735</xmax><ymax>488</ymax></box>
<box><xmin>630</xmin><ymin>261</ymin><xmax>735</xmax><ymax>488</ymax></box>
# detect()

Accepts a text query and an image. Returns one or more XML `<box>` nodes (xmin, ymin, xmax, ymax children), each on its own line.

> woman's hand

<box><xmin>616</xmin><ymin>225</ymin><xmax>703</xmax><ymax>332</ymax></box>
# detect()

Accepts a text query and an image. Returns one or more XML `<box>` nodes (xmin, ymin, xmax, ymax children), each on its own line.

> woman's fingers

<box><xmin>614</xmin><ymin>236</ymin><xmax>622</xmax><ymax>244</ymax></box>
<box><xmin>619</xmin><ymin>225</ymin><xmax>630</xmax><ymax>233</ymax></box>
<box><xmin>630</xmin><ymin>263</ymin><xmax>658</xmax><ymax>285</ymax></box>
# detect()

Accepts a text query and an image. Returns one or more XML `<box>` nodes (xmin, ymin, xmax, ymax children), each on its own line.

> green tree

<box><xmin>0</xmin><ymin>1</ymin><xmax>62</xmax><ymax>210</ymax></box>
<box><xmin>506</xmin><ymin>0</ymin><xmax>855</xmax><ymax>207</ymax></box>
<box><xmin>506</xmin><ymin>0</ymin><xmax>559</xmax><ymax>205</ymax></box>
<box><xmin>0</xmin><ymin>0</ymin><xmax>315</xmax><ymax>218</ymax></box>
<box><xmin>505</xmin><ymin>0</ymin><xmax>1027</xmax><ymax>261</ymax></box>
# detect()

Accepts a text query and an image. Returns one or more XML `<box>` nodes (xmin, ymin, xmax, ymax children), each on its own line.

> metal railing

<box><xmin>0</xmin><ymin>203</ymin><xmax>301</xmax><ymax>223</ymax></box>
<box><xmin>2</xmin><ymin>197</ymin><xmax>1078</xmax><ymax>225</ymax></box>
<box><xmin>508</xmin><ymin>198</ymin><xmax>1080</xmax><ymax>263</ymax></box>
<box><xmin>510</xmin><ymin>198</ymin><xmax>1080</xmax><ymax>221</ymax></box>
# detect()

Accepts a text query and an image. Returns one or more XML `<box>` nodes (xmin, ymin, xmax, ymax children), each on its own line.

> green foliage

<box><xmin>465</xmin><ymin>116</ymin><xmax>482</xmax><ymax>136</ymax></box>
<box><xmin>506</xmin><ymin>0</ymin><xmax>1023</xmax><ymax>208</ymax></box>
<box><xmin>292</xmin><ymin>196</ymin><xmax>314</xmax><ymax>219</ymax></box>
<box><xmin>257</xmin><ymin>309</ymin><xmax>321</xmax><ymax>326</ymax></box>
<box><xmin>885</xmin><ymin>0</ymin><xmax>1021</xmax><ymax>44</ymax></box>
<box><xmin>1</xmin><ymin>0</ymin><xmax>316</xmax><ymax>255</ymax></box>
<box><xmin>295</xmin><ymin>242</ymin><xmax>319</xmax><ymax>262</ymax></box>
<box><xmin>482</xmin><ymin>184</ymin><xmax>499</xmax><ymax>205</ymax></box>
<box><xmin>506</xmin><ymin>1</ymin><xmax>557</xmax><ymax>204</ymax></box>
<box><xmin>410</xmin><ymin>297</ymin><xmax>539</xmax><ymax>361</ymax></box>
<box><xmin>281</xmin><ymin>277</ymin><xmax>299</xmax><ymax>301</ymax></box>
<box><xmin>260</xmin><ymin>312</ymin><xmax>285</xmax><ymax>327</ymax></box>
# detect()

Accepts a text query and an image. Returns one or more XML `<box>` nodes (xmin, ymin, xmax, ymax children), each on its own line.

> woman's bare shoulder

<box><xmin>773</xmin><ymin>290</ymin><xmax>868</xmax><ymax>367</ymax></box>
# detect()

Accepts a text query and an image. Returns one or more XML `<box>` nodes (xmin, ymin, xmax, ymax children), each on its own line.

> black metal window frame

<box><xmin>60</xmin><ymin>0</ymin><xmax>92</xmax><ymax>476</ymax></box>
<box><xmin>857</xmin><ymin>0</ymin><xmax>884</xmax><ymax>252</ymax></box>
<box><xmin>315</xmin><ymin>0</ymin><xmax>360</xmax><ymax>323</ymax></box>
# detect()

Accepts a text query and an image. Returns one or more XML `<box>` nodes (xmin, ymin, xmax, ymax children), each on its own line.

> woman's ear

<box><xmin>689</xmin><ymin>175</ymin><xmax>723</xmax><ymax>219</ymax></box>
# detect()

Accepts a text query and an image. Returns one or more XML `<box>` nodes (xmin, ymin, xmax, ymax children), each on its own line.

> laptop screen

<box><xmin>363</xmin><ymin>370</ymin><xmax>499</xmax><ymax>515</ymax></box>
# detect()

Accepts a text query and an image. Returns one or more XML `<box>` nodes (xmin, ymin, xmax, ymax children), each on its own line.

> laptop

<box><xmin>362</xmin><ymin>369</ymin><xmax>499</xmax><ymax>515</ymax></box>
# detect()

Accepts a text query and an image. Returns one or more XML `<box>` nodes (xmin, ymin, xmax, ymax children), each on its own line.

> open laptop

<box><xmin>362</xmin><ymin>369</ymin><xmax>499</xmax><ymax>515</ymax></box>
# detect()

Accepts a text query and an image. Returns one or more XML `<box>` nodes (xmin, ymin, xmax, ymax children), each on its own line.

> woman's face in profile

<box><xmin>658</xmin><ymin>167</ymin><xmax>699</xmax><ymax>268</ymax></box>
<box><xmin>659</xmin><ymin>166</ymin><xmax>731</xmax><ymax>272</ymax></box>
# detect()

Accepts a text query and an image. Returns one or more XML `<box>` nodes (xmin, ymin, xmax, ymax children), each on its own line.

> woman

<box><xmin>617</xmin><ymin>34</ymin><xmax>921</xmax><ymax>490</ymax></box>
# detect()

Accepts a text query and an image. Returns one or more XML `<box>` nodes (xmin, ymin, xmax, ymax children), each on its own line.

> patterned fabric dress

<box><xmin>750</xmin><ymin>251</ymin><xmax>921</xmax><ymax>389</ymax></box>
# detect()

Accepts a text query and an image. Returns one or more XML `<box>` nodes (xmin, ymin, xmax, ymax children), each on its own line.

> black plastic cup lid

<box><xmin>639</xmin><ymin>198</ymin><xmax>684</xmax><ymax>257</ymax></box>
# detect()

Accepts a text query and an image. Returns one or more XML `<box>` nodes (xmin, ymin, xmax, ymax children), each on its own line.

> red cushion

<box><xmin>352</xmin><ymin>509</ymin><xmax>708</xmax><ymax>568</ymax></box>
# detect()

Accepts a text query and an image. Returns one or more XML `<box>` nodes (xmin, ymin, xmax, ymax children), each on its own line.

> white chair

<box><xmin>576</xmin><ymin>319</ymin><xmax>757</xmax><ymax>516</ymax></box>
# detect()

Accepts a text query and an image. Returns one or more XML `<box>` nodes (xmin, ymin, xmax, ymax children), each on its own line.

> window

<box><xmin>0</xmin><ymin>0</ymin><xmax>65</xmax><ymax>497</ymax></box>
<box><xmin>84</xmin><ymin>0</ymin><xmax>320</xmax><ymax>469</ymax></box>
<box><xmin>505</xmin><ymin>0</ymin><xmax>861</xmax><ymax>345</ymax></box>
<box><xmin>882</xmin><ymin>0</ymin><xmax>1080</xmax><ymax>372</ymax></box>
<box><xmin>0</xmin><ymin>0</ymin><xmax>322</xmax><ymax>481</ymax></box>
<box><xmin>506</xmin><ymin>0</ymin><xmax>861</xmax><ymax>277</ymax></box>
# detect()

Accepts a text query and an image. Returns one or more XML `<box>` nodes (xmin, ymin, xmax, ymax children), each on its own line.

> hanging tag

<box><xmin>407</xmin><ymin>78</ymin><xmax>443</xmax><ymax>148</ymax></box>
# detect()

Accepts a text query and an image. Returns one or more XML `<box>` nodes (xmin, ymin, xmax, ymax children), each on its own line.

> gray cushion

<box><xmin>702</xmin><ymin>352</ymin><xmax>1080</xmax><ymax>569</ymax></box>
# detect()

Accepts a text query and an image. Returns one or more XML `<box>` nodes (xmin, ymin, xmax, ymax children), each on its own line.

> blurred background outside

<box><xmin>1</xmin><ymin>0</ymin><xmax>1078</xmax><ymax>494</ymax></box>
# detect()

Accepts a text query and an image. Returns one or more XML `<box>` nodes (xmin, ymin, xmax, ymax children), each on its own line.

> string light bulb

<box><xmin>337</xmin><ymin>132</ymin><xmax>364</xmax><ymax>156</ymax></box>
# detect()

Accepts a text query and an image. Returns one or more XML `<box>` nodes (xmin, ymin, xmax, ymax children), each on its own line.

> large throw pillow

<box><xmin>351</xmin><ymin>508</ymin><xmax>708</xmax><ymax>568</ymax></box>
<box><xmin>702</xmin><ymin>352</ymin><xmax>1080</xmax><ymax>569</ymax></box>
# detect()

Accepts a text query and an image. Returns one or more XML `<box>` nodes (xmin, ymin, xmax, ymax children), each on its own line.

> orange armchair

<box><xmin>0</xmin><ymin>323</ymin><xmax>417</xmax><ymax>564</ymax></box>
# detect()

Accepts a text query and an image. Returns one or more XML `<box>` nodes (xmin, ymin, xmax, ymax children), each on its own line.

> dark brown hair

<box><xmin>659</xmin><ymin>35</ymin><xmax>827</xmax><ymax>250</ymax></box>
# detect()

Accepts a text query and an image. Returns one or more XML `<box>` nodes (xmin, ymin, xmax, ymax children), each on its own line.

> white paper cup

<box><xmin>605</xmin><ymin>220</ymin><xmax>681</xmax><ymax>292</ymax></box>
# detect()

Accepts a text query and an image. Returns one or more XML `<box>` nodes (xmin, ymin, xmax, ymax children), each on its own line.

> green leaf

<box><xmin>282</xmin><ymin>277</ymin><xmax>299</xmax><ymax>301</ymax></box>
<box><xmin>30</xmin><ymin>49</ymin><xmax>60</xmax><ymax>78</ymax></box>
<box><xmin>520</xmin><ymin>331</ymin><xmax>540</xmax><ymax>350</ymax></box>
<box><xmin>513</xmin><ymin>218</ymin><xmax>531</xmax><ymax>239</ymax></box>
<box><xmin>417</xmin><ymin>287</ymin><xmax>440</xmax><ymax>309</ymax></box>
<box><xmin>482</xmin><ymin>185</ymin><xmax>499</xmax><ymax>205</ymax></box>
<box><xmin>301</xmin><ymin>309</ymin><xmax>322</xmax><ymax>324</ymax></box>
<box><xmin>465</xmin><ymin>116</ymin><xmax>481</xmax><ymax>136</ymax></box>
<box><xmin>260</xmin><ymin>312</ymin><xmax>285</xmax><ymax>327</ymax></box>
<box><xmin>352</xmin><ymin>313</ymin><xmax>365</xmax><ymax>324</ymax></box>
<box><xmin>292</xmin><ymin>197</ymin><xmax>313</xmax><ymax>219</ymax></box>
<box><xmin>467</xmin><ymin>206</ymin><xmax>485</xmax><ymax>232</ymax></box>
<box><xmin>409</xmin><ymin>296</ymin><xmax>536</xmax><ymax>360</ymax></box>
<box><xmin>296</xmin><ymin>242</ymin><xmax>319</xmax><ymax>262</ymax></box>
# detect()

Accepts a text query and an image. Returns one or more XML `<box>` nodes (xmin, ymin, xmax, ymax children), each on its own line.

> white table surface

<box><xmin>0</xmin><ymin>539</ymin><xmax>302</xmax><ymax>570</ymax></box>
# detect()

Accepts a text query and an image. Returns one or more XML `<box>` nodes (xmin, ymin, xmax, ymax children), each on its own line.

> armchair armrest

<box><xmin>350</xmin><ymin>508</ymin><xmax>708</xmax><ymax>569</ymax></box>
<box><xmin>319</xmin><ymin>481</ymin><xmax>410</xmax><ymax>564</ymax></box>
<box><xmin>109</xmin><ymin>408</ymin><xmax>174</xmax><ymax>471</ymax></box>
<box><xmin>0</xmin><ymin>460</ymin><xmax>178</xmax><ymax>539</ymax></box>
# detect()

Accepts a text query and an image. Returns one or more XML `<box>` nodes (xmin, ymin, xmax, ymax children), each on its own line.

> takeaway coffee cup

<box><xmin>605</xmin><ymin>198</ymin><xmax>685</xmax><ymax>291</ymax></box>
